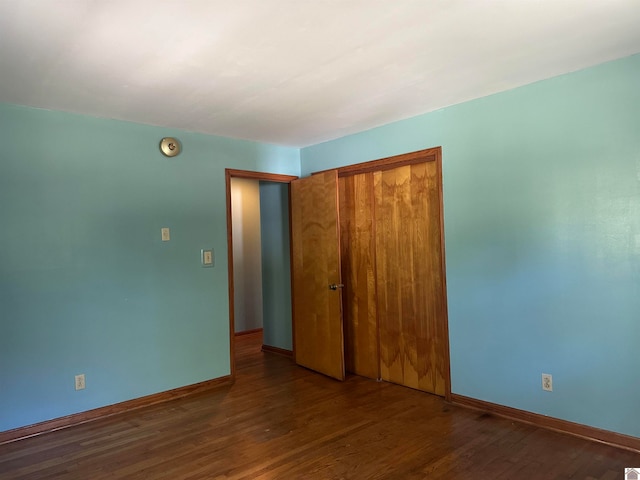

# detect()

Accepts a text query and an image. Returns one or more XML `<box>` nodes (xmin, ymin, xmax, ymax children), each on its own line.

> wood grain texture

<box><xmin>434</xmin><ymin>148</ymin><xmax>452</xmax><ymax>400</ymax></box>
<box><xmin>0</xmin><ymin>376</ymin><xmax>232</xmax><ymax>446</ymax></box>
<box><xmin>451</xmin><ymin>394</ymin><xmax>640</xmax><ymax>454</ymax></box>
<box><xmin>261</xmin><ymin>344</ymin><xmax>293</xmax><ymax>358</ymax></box>
<box><xmin>225</xmin><ymin>169</ymin><xmax>299</xmax><ymax>183</ymax></box>
<box><xmin>375</xmin><ymin>161</ymin><xmax>448</xmax><ymax>396</ymax></box>
<box><xmin>235</xmin><ymin>328</ymin><xmax>264</xmax><ymax>336</ymax></box>
<box><xmin>338</xmin><ymin>173</ymin><xmax>380</xmax><ymax>379</ymax></box>
<box><xmin>291</xmin><ymin>171</ymin><xmax>345</xmax><ymax>381</ymax></box>
<box><xmin>1</xmin><ymin>334</ymin><xmax>637</xmax><ymax>480</ymax></box>
<box><xmin>312</xmin><ymin>147</ymin><xmax>439</xmax><ymax>177</ymax></box>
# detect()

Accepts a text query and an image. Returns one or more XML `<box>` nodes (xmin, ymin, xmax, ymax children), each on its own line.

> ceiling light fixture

<box><xmin>160</xmin><ymin>137</ymin><xmax>181</xmax><ymax>157</ymax></box>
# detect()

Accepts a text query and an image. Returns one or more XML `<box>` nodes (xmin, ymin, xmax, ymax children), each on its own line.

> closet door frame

<box><xmin>317</xmin><ymin>147</ymin><xmax>451</xmax><ymax>400</ymax></box>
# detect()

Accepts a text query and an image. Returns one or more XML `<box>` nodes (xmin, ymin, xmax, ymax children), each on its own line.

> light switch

<box><xmin>161</xmin><ymin>228</ymin><xmax>170</xmax><ymax>241</ymax></box>
<box><xmin>201</xmin><ymin>249</ymin><xmax>214</xmax><ymax>267</ymax></box>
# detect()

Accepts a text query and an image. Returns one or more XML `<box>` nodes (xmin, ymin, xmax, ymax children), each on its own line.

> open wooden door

<box><xmin>291</xmin><ymin>170</ymin><xmax>345</xmax><ymax>381</ymax></box>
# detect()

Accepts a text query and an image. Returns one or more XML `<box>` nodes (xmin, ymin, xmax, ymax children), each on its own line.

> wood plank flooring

<box><xmin>1</xmin><ymin>332</ymin><xmax>638</xmax><ymax>479</ymax></box>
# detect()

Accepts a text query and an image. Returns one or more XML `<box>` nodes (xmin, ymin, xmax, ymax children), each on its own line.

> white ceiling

<box><xmin>1</xmin><ymin>1</ymin><xmax>639</xmax><ymax>147</ymax></box>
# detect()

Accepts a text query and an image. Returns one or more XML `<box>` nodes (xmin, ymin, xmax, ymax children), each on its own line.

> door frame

<box><xmin>225</xmin><ymin>169</ymin><xmax>298</xmax><ymax>379</ymax></box>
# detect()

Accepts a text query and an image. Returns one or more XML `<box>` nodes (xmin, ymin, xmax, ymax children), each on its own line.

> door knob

<box><xmin>329</xmin><ymin>283</ymin><xmax>344</xmax><ymax>290</ymax></box>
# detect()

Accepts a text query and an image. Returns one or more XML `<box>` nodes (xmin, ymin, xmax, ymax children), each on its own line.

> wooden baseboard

<box><xmin>0</xmin><ymin>375</ymin><xmax>232</xmax><ymax>446</ymax></box>
<box><xmin>450</xmin><ymin>393</ymin><xmax>640</xmax><ymax>453</ymax></box>
<box><xmin>235</xmin><ymin>328</ymin><xmax>263</xmax><ymax>336</ymax></box>
<box><xmin>261</xmin><ymin>344</ymin><xmax>293</xmax><ymax>358</ymax></box>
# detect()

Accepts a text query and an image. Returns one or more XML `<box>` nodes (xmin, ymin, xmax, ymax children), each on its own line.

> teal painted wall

<box><xmin>0</xmin><ymin>103</ymin><xmax>299</xmax><ymax>432</ymax></box>
<box><xmin>260</xmin><ymin>182</ymin><xmax>293</xmax><ymax>351</ymax></box>
<box><xmin>301</xmin><ymin>54</ymin><xmax>640</xmax><ymax>437</ymax></box>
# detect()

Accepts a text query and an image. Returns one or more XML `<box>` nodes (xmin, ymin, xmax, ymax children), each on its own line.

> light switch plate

<box><xmin>161</xmin><ymin>227</ymin><xmax>171</xmax><ymax>241</ymax></box>
<box><xmin>201</xmin><ymin>248</ymin><xmax>214</xmax><ymax>267</ymax></box>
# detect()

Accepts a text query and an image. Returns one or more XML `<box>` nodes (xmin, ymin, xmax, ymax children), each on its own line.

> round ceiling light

<box><xmin>160</xmin><ymin>137</ymin><xmax>181</xmax><ymax>157</ymax></box>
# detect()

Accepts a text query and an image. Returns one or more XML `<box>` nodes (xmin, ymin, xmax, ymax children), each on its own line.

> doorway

<box><xmin>230</xmin><ymin>177</ymin><xmax>263</xmax><ymax>336</ymax></box>
<box><xmin>226</xmin><ymin>148</ymin><xmax>450</xmax><ymax>399</ymax></box>
<box><xmin>225</xmin><ymin>169</ymin><xmax>298</xmax><ymax>377</ymax></box>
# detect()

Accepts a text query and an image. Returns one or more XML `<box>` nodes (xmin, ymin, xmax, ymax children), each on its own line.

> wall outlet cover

<box><xmin>201</xmin><ymin>248</ymin><xmax>214</xmax><ymax>267</ymax></box>
<box><xmin>75</xmin><ymin>374</ymin><xmax>85</xmax><ymax>391</ymax></box>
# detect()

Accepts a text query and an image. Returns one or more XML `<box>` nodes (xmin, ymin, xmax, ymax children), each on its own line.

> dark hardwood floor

<box><xmin>1</xmin><ymin>332</ymin><xmax>638</xmax><ymax>479</ymax></box>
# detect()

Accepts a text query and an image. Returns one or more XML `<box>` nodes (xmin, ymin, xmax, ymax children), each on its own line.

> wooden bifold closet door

<box><xmin>338</xmin><ymin>149</ymin><xmax>449</xmax><ymax>397</ymax></box>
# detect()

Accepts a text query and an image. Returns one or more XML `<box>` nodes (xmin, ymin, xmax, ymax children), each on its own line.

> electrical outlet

<box><xmin>161</xmin><ymin>227</ymin><xmax>170</xmax><ymax>241</ymax></box>
<box><xmin>542</xmin><ymin>373</ymin><xmax>552</xmax><ymax>392</ymax></box>
<box><xmin>75</xmin><ymin>374</ymin><xmax>85</xmax><ymax>391</ymax></box>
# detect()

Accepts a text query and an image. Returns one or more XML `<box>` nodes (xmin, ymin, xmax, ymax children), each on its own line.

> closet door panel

<box><xmin>375</xmin><ymin>162</ymin><xmax>446</xmax><ymax>395</ymax></box>
<box><xmin>339</xmin><ymin>173</ymin><xmax>379</xmax><ymax>379</ymax></box>
<box><xmin>375</xmin><ymin>166</ymin><xmax>417</xmax><ymax>389</ymax></box>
